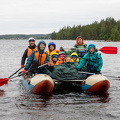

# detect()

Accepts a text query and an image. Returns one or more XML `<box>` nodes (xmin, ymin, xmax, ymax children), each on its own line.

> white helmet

<box><xmin>28</xmin><ymin>37</ymin><xmax>35</xmax><ymax>42</ymax></box>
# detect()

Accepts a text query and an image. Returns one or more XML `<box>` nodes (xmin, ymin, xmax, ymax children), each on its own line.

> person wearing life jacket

<box><xmin>46</xmin><ymin>42</ymin><xmax>60</xmax><ymax>59</ymax></box>
<box><xmin>21</xmin><ymin>37</ymin><xmax>37</xmax><ymax>68</ymax></box>
<box><xmin>49</xmin><ymin>52</ymin><xmax>59</xmax><ymax>66</ymax></box>
<box><xmin>76</xmin><ymin>44</ymin><xmax>103</xmax><ymax>74</ymax></box>
<box><xmin>70</xmin><ymin>52</ymin><xmax>79</xmax><ymax>62</ymax></box>
<box><xmin>61</xmin><ymin>36</ymin><xmax>87</xmax><ymax>58</ymax></box>
<box><xmin>22</xmin><ymin>41</ymin><xmax>49</xmax><ymax>74</ymax></box>
<box><xmin>58</xmin><ymin>51</ymin><xmax>66</xmax><ymax>64</ymax></box>
<box><xmin>73</xmin><ymin>36</ymin><xmax>87</xmax><ymax>58</ymax></box>
<box><xmin>65</xmin><ymin>56</ymin><xmax>71</xmax><ymax>62</ymax></box>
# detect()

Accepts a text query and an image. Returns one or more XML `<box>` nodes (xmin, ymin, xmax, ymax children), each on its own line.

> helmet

<box><xmin>48</xmin><ymin>42</ymin><xmax>56</xmax><ymax>49</ymax></box>
<box><xmin>28</xmin><ymin>37</ymin><xmax>35</xmax><ymax>42</ymax></box>
<box><xmin>51</xmin><ymin>51</ymin><xmax>58</xmax><ymax>56</ymax></box>
<box><xmin>71</xmin><ymin>52</ymin><xmax>78</xmax><ymax>58</ymax></box>
<box><xmin>59</xmin><ymin>51</ymin><xmax>65</xmax><ymax>55</ymax></box>
<box><xmin>58</xmin><ymin>51</ymin><xmax>66</xmax><ymax>57</ymax></box>
<box><xmin>87</xmin><ymin>44</ymin><xmax>96</xmax><ymax>50</ymax></box>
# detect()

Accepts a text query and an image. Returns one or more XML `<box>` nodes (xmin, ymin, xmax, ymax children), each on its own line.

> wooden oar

<box><xmin>0</xmin><ymin>67</ymin><xmax>23</xmax><ymax>86</ymax></box>
<box><xmin>64</xmin><ymin>46</ymin><xmax>118</xmax><ymax>54</ymax></box>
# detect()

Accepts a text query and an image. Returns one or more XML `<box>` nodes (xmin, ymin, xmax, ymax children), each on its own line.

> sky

<box><xmin>0</xmin><ymin>0</ymin><xmax>120</xmax><ymax>35</ymax></box>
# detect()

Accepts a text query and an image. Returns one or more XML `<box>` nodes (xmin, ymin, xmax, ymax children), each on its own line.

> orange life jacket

<box><xmin>57</xmin><ymin>58</ymin><xmax>65</xmax><ymax>64</ymax></box>
<box><xmin>49</xmin><ymin>60</ymin><xmax>59</xmax><ymax>66</ymax></box>
<box><xmin>27</xmin><ymin>47</ymin><xmax>37</xmax><ymax>57</ymax></box>
<box><xmin>34</xmin><ymin>51</ymin><xmax>47</xmax><ymax>65</ymax></box>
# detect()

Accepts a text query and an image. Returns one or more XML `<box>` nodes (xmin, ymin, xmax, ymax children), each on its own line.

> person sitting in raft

<box><xmin>70</xmin><ymin>52</ymin><xmax>79</xmax><ymax>62</ymax></box>
<box><xmin>22</xmin><ymin>41</ymin><xmax>49</xmax><ymax>74</ymax></box>
<box><xmin>60</xmin><ymin>36</ymin><xmax>87</xmax><ymax>58</ymax></box>
<box><xmin>49</xmin><ymin>52</ymin><xmax>59</xmax><ymax>66</ymax></box>
<box><xmin>21</xmin><ymin>37</ymin><xmax>37</xmax><ymax>68</ymax></box>
<box><xmin>46</xmin><ymin>42</ymin><xmax>60</xmax><ymax>59</ymax></box>
<box><xmin>57</xmin><ymin>51</ymin><xmax>66</xmax><ymax>64</ymax></box>
<box><xmin>65</xmin><ymin>56</ymin><xmax>71</xmax><ymax>62</ymax></box>
<box><xmin>73</xmin><ymin>36</ymin><xmax>87</xmax><ymax>58</ymax></box>
<box><xmin>76</xmin><ymin>44</ymin><xmax>103</xmax><ymax>74</ymax></box>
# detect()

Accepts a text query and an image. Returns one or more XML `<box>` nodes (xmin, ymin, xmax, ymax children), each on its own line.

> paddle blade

<box><xmin>99</xmin><ymin>47</ymin><xmax>118</xmax><ymax>54</ymax></box>
<box><xmin>0</xmin><ymin>78</ymin><xmax>8</xmax><ymax>86</ymax></box>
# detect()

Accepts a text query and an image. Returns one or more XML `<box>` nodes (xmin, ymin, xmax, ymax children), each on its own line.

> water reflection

<box><xmin>0</xmin><ymin>89</ymin><xmax>5</xmax><ymax>97</ymax></box>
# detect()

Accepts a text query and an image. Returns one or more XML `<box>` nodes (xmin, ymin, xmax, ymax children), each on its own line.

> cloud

<box><xmin>0</xmin><ymin>0</ymin><xmax>120</xmax><ymax>34</ymax></box>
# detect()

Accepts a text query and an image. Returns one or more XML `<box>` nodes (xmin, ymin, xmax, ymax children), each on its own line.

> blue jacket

<box><xmin>76</xmin><ymin>52</ymin><xmax>103</xmax><ymax>72</ymax></box>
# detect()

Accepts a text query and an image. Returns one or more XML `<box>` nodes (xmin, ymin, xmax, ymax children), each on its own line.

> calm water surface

<box><xmin>0</xmin><ymin>40</ymin><xmax>120</xmax><ymax>120</ymax></box>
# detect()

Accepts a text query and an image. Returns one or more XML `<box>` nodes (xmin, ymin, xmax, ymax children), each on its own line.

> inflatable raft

<box><xmin>22</xmin><ymin>74</ymin><xmax>110</xmax><ymax>95</ymax></box>
<box><xmin>81</xmin><ymin>74</ymin><xmax>110</xmax><ymax>94</ymax></box>
<box><xmin>22</xmin><ymin>74</ymin><xmax>54</xmax><ymax>95</ymax></box>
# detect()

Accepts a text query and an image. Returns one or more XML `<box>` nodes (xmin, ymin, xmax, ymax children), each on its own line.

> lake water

<box><xmin>0</xmin><ymin>39</ymin><xmax>120</xmax><ymax>120</ymax></box>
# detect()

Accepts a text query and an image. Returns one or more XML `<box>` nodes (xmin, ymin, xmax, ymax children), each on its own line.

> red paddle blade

<box><xmin>0</xmin><ymin>78</ymin><xmax>8</xmax><ymax>86</ymax></box>
<box><xmin>99</xmin><ymin>47</ymin><xmax>118</xmax><ymax>54</ymax></box>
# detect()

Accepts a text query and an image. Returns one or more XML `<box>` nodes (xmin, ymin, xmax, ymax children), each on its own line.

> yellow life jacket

<box><xmin>70</xmin><ymin>58</ymin><xmax>79</xmax><ymax>62</ymax></box>
<box><xmin>46</xmin><ymin>49</ymin><xmax>60</xmax><ymax>57</ymax></box>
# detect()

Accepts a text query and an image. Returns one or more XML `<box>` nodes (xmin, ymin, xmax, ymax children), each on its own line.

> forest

<box><xmin>51</xmin><ymin>17</ymin><xmax>120</xmax><ymax>41</ymax></box>
<box><xmin>0</xmin><ymin>34</ymin><xmax>51</xmax><ymax>40</ymax></box>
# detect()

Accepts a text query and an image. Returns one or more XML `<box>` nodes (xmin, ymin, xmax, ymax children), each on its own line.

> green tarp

<box><xmin>45</xmin><ymin>62</ymin><xmax>83</xmax><ymax>80</ymax></box>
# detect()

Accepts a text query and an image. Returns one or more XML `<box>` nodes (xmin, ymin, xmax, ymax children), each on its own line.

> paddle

<box><xmin>64</xmin><ymin>46</ymin><xmax>118</xmax><ymax>54</ymax></box>
<box><xmin>80</xmin><ymin>71</ymin><xmax>120</xmax><ymax>79</ymax></box>
<box><xmin>0</xmin><ymin>67</ymin><xmax>23</xmax><ymax>86</ymax></box>
<box><xmin>0</xmin><ymin>63</ymin><xmax>48</xmax><ymax>86</ymax></box>
<box><xmin>99</xmin><ymin>46</ymin><xmax>118</xmax><ymax>54</ymax></box>
<box><xmin>8</xmin><ymin>63</ymin><xmax>48</xmax><ymax>80</ymax></box>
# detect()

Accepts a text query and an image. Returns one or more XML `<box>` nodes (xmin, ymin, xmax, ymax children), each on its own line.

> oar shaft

<box><xmin>8</xmin><ymin>67</ymin><xmax>23</xmax><ymax>79</ymax></box>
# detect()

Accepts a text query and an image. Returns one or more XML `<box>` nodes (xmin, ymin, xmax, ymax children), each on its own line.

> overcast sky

<box><xmin>0</xmin><ymin>0</ymin><xmax>119</xmax><ymax>35</ymax></box>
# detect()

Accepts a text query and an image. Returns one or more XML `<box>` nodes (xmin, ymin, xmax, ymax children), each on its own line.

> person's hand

<box><xmin>48</xmin><ymin>62</ymin><xmax>52</xmax><ymax>67</ymax></box>
<box><xmin>22</xmin><ymin>69</ymin><xmax>27</xmax><ymax>74</ymax></box>
<box><xmin>95</xmin><ymin>71</ymin><xmax>101</xmax><ymax>74</ymax></box>
<box><xmin>60</xmin><ymin>47</ymin><xmax>65</xmax><ymax>51</ymax></box>
<box><xmin>21</xmin><ymin>65</ymin><xmax>24</xmax><ymax>68</ymax></box>
<box><xmin>76</xmin><ymin>66</ymin><xmax>81</xmax><ymax>71</ymax></box>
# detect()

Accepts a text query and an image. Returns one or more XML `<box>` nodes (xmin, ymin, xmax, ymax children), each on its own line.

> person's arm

<box><xmin>24</xmin><ymin>51</ymin><xmax>35</xmax><ymax>70</ymax></box>
<box><xmin>76</xmin><ymin>54</ymin><xmax>88</xmax><ymax>70</ymax></box>
<box><xmin>45</xmin><ymin>53</ymin><xmax>50</xmax><ymax>64</ymax></box>
<box><xmin>21</xmin><ymin>49</ymin><xmax>28</xmax><ymax>66</ymax></box>
<box><xmin>97</xmin><ymin>54</ymin><xmax>103</xmax><ymax>72</ymax></box>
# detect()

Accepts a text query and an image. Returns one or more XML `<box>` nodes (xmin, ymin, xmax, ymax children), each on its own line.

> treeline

<box><xmin>51</xmin><ymin>17</ymin><xmax>120</xmax><ymax>41</ymax></box>
<box><xmin>0</xmin><ymin>34</ymin><xmax>51</xmax><ymax>40</ymax></box>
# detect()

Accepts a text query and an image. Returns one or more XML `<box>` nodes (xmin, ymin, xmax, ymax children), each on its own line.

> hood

<box><xmin>76</xmin><ymin>36</ymin><xmax>84</xmax><ymax>45</ymax></box>
<box><xmin>37</xmin><ymin>41</ymin><xmax>46</xmax><ymax>54</ymax></box>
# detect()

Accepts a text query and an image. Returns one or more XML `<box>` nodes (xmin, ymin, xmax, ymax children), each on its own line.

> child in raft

<box><xmin>70</xmin><ymin>52</ymin><xmax>80</xmax><ymax>62</ymax></box>
<box><xmin>49</xmin><ymin>52</ymin><xmax>59</xmax><ymax>66</ymax></box>
<box><xmin>46</xmin><ymin>42</ymin><xmax>60</xmax><ymax>59</ymax></box>
<box><xmin>57</xmin><ymin>51</ymin><xmax>66</xmax><ymax>64</ymax></box>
